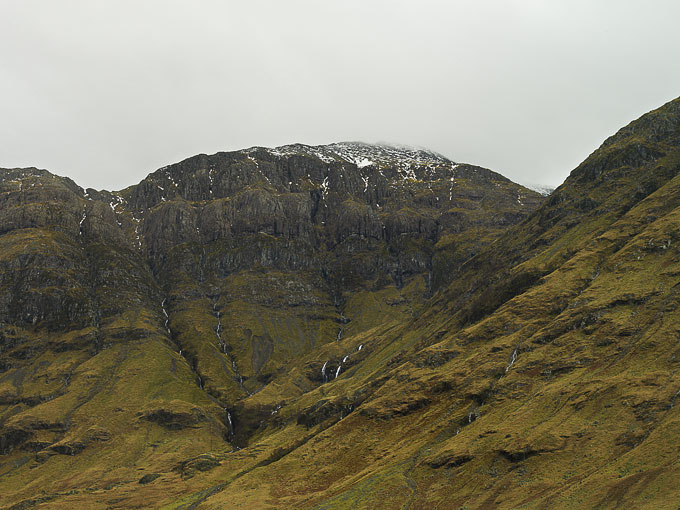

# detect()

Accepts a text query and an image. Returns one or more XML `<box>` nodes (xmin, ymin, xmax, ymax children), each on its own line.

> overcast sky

<box><xmin>1</xmin><ymin>0</ymin><xmax>679</xmax><ymax>191</ymax></box>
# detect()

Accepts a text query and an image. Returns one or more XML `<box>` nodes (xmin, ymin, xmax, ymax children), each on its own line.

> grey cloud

<box><xmin>1</xmin><ymin>0</ymin><xmax>679</xmax><ymax>190</ymax></box>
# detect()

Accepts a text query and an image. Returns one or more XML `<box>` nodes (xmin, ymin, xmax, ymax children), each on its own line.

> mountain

<box><xmin>1</xmin><ymin>92</ymin><xmax>679</xmax><ymax>508</ymax></box>
<box><xmin>0</xmin><ymin>142</ymin><xmax>543</xmax><ymax>508</ymax></box>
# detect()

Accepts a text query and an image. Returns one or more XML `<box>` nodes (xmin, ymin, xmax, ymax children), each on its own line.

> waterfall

<box><xmin>226</xmin><ymin>409</ymin><xmax>234</xmax><ymax>437</ymax></box>
<box><xmin>331</xmin><ymin>351</ymin><xmax>353</xmax><ymax>381</ymax></box>
<box><xmin>321</xmin><ymin>361</ymin><xmax>328</xmax><ymax>382</ymax></box>
<box><xmin>671</xmin><ymin>388</ymin><xmax>680</xmax><ymax>408</ymax></box>
<box><xmin>79</xmin><ymin>210</ymin><xmax>86</xmax><ymax>235</ymax></box>
<box><xmin>161</xmin><ymin>299</ymin><xmax>170</xmax><ymax>334</ymax></box>
<box><xmin>231</xmin><ymin>358</ymin><xmax>250</xmax><ymax>395</ymax></box>
<box><xmin>505</xmin><ymin>346</ymin><xmax>519</xmax><ymax>373</ymax></box>
<box><xmin>212</xmin><ymin>302</ymin><xmax>224</xmax><ymax>349</ymax></box>
<box><xmin>215</xmin><ymin>311</ymin><xmax>225</xmax><ymax>352</ymax></box>
<box><xmin>335</xmin><ymin>297</ymin><xmax>347</xmax><ymax>343</ymax></box>
<box><xmin>358</xmin><ymin>344</ymin><xmax>363</xmax><ymax>351</ymax></box>
<box><xmin>211</xmin><ymin>300</ymin><xmax>249</xmax><ymax>395</ymax></box>
<box><xmin>232</xmin><ymin>360</ymin><xmax>244</xmax><ymax>385</ymax></box>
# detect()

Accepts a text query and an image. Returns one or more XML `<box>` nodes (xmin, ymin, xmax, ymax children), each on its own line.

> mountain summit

<box><xmin>249</xmin><ymin>141</ymin><xmax>455</xmax><ymax>170</ymax></box>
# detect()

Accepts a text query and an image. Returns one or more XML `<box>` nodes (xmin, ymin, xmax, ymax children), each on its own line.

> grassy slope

<box><xmin>1</xmin><ymin>98</ymin><xmax>679</xmax><ymax>509</ymax></box>
<box><xmin>163</xmin><ymin>98</ymin><xmax>680</xmax><ymax>509</ymax></box>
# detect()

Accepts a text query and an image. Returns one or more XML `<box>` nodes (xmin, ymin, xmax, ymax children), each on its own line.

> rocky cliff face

<box><xmin>0</xmin><ymin>142</ymin><xmax>542</xmax><ymax>498</ymax></box>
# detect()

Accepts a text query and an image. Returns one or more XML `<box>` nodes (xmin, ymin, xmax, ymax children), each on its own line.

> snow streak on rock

<box><xmin>246</xmin><ymin>142</ymin><xmax>459</xmax><ymax>182</ymax></box>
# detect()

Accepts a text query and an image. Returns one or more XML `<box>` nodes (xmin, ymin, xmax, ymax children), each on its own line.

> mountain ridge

<box><xmin>1</xmin><ymin>98</ymin><xmax>680</xmax><ymax>508</ymax></box>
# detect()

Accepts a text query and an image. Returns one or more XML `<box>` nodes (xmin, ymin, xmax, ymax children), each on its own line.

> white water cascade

<box><xmin>79</xmin><ymin>210</ymin><xmax>86</xmax><ymax>235</ymax></box>
<box><xmin>226</xmin><ymin>409</ymin><xmax>234</xmax><ymax>438</ymax></box>
<box><xmin>212</xmin><ymin>300</ymin><xmax>251</xmax><ymax>396</ymax></box>
<box><xmin>505</xmin><ymin>346</ymin><xmax>519</xmax><ymax>373</ymax></box>
<box><xmin>161</xmin><ymin>298</ymin><xmax>170</xmax><ymax>334</ymax></box>
<box><xmin>336</xmin><ymin>319</ymin><xmax>345</xmax><ymax>342</ymax></box>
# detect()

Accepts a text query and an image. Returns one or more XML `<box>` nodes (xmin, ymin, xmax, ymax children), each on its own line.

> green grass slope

<box><xmin>0</xmin><ymin>146</ymin><xmax>543</xmax><ymax>508</ymax></box>
<box><xmin>166</xmin><ymin>97</ymin><xmax>680</xmax><ymax>509</ymax></box>
<box><xmin>8</xmin><ymin>93</ymin><xmax>680</xmax><ymax>509</ymax></box>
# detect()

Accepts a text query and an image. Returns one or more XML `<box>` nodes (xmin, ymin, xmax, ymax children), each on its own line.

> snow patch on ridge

<box><xmin>522</xmin><ymin>183</ymin><xmax>554</xmax><ymax>196</ymax></box>
<box><xmin>246</xmin><ymin>142</ymin><xmax>456</xmax><ymax>181</ymax></box>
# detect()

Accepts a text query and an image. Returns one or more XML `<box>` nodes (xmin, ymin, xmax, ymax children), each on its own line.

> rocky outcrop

<box><xmin>139</xmin><ymin>401</ymin><xmax>209</xmax><ymax>430</ymax></box>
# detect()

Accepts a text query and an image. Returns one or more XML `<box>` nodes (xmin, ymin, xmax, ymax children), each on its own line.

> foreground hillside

<box><xmin>1</xmin><ymin>94</ymin><xmax>679</xmax><ymax>508</ymax></box>
<box><xmin>165</xmin><ymin>98</ymin><xmax>680</xmax><ymax>509</ymax></box>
